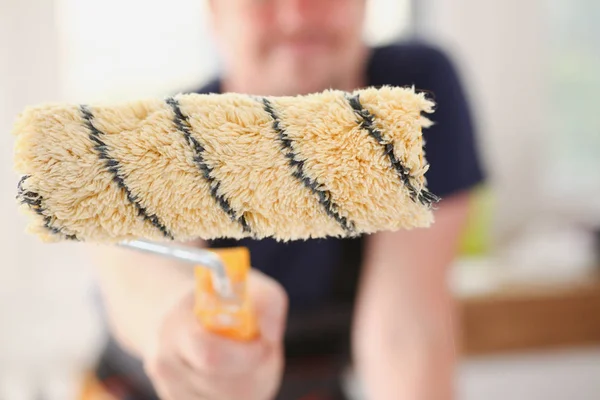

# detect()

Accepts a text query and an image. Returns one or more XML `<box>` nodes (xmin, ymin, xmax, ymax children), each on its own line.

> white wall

<box><xmin>418</xmin><ymin>0</ymin><xmax>600</xmax><ymax>241</ymax></box>
<box><xmin>417</xmin><ymin>0</ymin><xmax>548</xmax><ymax>244</ymax></box>
<box><xmin>0</xmin><ymin>1</ymin><xmax>102</xmax><ymax>399</ymax></box>
<box><xmin>459</xmin><ymin>348</ymin><xmax>600</xmax><ymax>400</ymax></box>
<box><xmin>55</xmin><ymin>0</ymin><xmax>219</xmax><ymax>102</ymax></box>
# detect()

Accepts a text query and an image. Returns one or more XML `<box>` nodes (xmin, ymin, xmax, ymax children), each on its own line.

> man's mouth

<box><xmin>277</xmin><ymin>39</ymin><xmax>329</xmax><ymax>55</ymax></box>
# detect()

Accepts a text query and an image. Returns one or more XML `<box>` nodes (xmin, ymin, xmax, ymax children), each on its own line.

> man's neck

<box><xmin>221</xmin><ymin>47</ymin><xmax>369</xmax><ymax>95</ymax></box>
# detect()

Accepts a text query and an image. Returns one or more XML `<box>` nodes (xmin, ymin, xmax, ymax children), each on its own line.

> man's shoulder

<box><xmin>372</xmin><ymin>42</ymin><xmax>449</xmax><ymax>62</ymax></box>
<box><xmin>186</xmin><ymin>79</ymin><xmax>221</xmax><ymax>95</ymax></box>
<box><xmin>368</xmin><ymin>42</ymin><xmax>455</xmax><ymax>86</ymax></box>
<box><xmin>372</xmin><ymin>41</ymin><xmax>448</xmax><ymax>65</ymax></box>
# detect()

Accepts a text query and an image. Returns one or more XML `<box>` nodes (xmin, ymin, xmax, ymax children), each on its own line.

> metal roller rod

<box><xmin>118</xmin><ymin>239</ymin><xmax>234</xmax><ymax>299</ymax></box>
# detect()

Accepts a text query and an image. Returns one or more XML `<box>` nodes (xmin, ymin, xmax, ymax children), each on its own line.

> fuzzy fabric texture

<box><xmin>13</xmin><ymin>86</ymin><xmax>438</xmax><ymax>243</ymax></box>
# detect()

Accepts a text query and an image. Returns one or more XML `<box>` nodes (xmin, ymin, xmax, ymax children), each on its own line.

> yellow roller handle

<box><xmin>194</xmin><ymin>247</ymin><xmax>259</xmax><ymax>341</ymax></box>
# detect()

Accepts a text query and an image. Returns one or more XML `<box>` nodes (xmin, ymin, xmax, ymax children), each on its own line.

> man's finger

<box><xmin>247</xmin><ymin>269</ymin><xmax>288</xmax><ymax>343</ymax></box>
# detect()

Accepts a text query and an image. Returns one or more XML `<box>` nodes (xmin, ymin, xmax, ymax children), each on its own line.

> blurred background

<box><xmin>1</xmin><ymin>0</ymin><xmax>599</xmax><ymax>399</ymax></box>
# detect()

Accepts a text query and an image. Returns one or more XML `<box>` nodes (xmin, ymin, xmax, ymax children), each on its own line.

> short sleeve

<box><xmin>417</xmin><ymin>47</ymin><xmax>485</xmax><ymax>198</ymax></box>
<box><xmin>368</xmin><ymin>44</ymin><xmax>485</xmax><ymax>199</ymax></box>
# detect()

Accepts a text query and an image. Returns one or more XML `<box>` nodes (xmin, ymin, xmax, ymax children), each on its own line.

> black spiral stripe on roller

<box><xmin>17</xmin><ymin>175</ymin><xmax>78</xmax><ymax>240</ymax></box>
<box><xmin>261</xmin><ymin>97</ymin><xmax>356</xmax><ymax>234</ymax></box>
<box><xmin>345</xmin><ymin>93</ymin><xmax>440</xmax><ymax>206</ymax></box>
<box><xmin>165</xmin><ymin>97</ymin><xmax>252</xmax><ymax>234</ymax></box>
<box><xmin>80</xmin><ymin>105</ymin><xmax>175</xmax><ymax>240</ymax></box>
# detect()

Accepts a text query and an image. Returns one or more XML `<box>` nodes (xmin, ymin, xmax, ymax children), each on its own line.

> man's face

<box><xmin>210</xmin><ymin>0</ymin><xmax>366</xmax><ymax>95</ymax></box>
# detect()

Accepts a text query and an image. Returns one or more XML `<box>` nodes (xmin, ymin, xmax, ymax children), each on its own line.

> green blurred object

<box><xmin>459</xmin><ymin>185</ymin><xmax>493</xmax><ymax>256</ymax></box>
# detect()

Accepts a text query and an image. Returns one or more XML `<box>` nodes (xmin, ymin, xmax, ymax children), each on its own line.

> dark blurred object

<box><xmin>284</xmin><ymin>236</ymin><xmax>364</xmax><ymax>359</ymax></box>
<box><xmin>277</xmin><ymin>236</ymin><xmax>364</xmax><ymax>399</ymax></box>
<box><xmin>277</xmin><ymin>355</ymin><xmax>349</xmax><ymax>400</ymax></box>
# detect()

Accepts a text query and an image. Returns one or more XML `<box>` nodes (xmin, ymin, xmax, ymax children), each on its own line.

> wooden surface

<box><xmin>460</xmin><ymin>274</ymin><xmax>600</xmax><ymax>356</ymax></box>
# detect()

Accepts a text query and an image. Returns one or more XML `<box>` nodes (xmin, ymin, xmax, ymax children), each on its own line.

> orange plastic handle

<box><xmin>194</xmin><ymin>247</ymin><xmax>259</xmax><ymax>341</ymax></box>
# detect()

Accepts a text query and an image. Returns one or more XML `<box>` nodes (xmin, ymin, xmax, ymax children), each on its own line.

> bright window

<box><xmin>544</xmin><ymin>0</ymin><xmax>600</xmax><ymax>221</ymax></box>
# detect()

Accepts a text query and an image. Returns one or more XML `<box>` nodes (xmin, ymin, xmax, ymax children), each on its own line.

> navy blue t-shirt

<box><xmin>201</xmin><ymin>43</ymin><xmax>484</xmax><ymax>311</ymax></box>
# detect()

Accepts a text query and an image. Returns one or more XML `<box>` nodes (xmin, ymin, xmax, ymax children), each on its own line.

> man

<box><xmin>91</xmin><ymin>0</ymin><xmax>484</xmax><ymax>399</ymax></box>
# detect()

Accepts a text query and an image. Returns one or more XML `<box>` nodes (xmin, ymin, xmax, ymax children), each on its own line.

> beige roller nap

<box><xmin>13</xmin><ymin>86</ymin><xmax>438</xmax><ymax>243</ymax></box>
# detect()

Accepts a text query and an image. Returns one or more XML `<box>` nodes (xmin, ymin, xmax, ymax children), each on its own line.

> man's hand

<box><xmin>144</xmin><ymin>270</ymin><xmax>288</xmax><ymax>400</ymax></box>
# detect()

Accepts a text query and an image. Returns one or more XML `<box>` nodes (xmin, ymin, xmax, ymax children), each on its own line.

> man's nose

<box><xmin>275</xmin><ymin>0</ymin><xmax>322</xmax><ymax>34</ymax></box>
